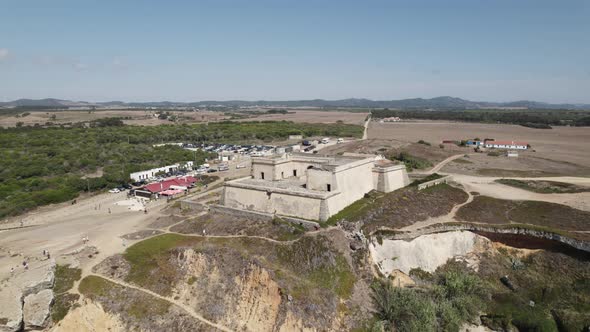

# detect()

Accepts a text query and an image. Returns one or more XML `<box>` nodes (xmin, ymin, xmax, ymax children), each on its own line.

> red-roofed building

<box><xmin>142</xmin><ymin>176</ymin><xmax>198</xmax><ymax>194</ymax></box>
<box><xmin>484</xmin><ymin>140</ymin><xmax>529</xmax><ymax>150</ymax></box>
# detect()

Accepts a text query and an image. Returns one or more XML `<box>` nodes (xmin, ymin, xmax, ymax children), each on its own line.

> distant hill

<box><xmin>1</xmin><ymin>96</ymin><xmax>589</xmax><ymax>110</ymax></box>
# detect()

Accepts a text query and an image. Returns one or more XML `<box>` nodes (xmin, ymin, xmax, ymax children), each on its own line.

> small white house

<box><xmin>484</xmin><ymin>140</ymin><xmax>529</xmax><ymax>150</ymax></box>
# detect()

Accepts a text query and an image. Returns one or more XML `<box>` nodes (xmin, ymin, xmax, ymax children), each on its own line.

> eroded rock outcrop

<box><xmin>0</xmin><ymin>286</ymin><xmax>24</xmax><ymax>332</ymax></box>
<box><xmin>369</xmin><ymin>231</ymin><xmax>492</xmax><ymax>275</ymax></box>
<box><xmin>23</xmin><ymin>289</ymin><xmax>54</xmax><ymax>330</ymax></box>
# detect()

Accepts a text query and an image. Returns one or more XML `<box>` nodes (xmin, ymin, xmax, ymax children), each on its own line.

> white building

<box><xmin>484</xmin><ymin>140</ymin><xmax>529</xmax><ymax>150</ymax></box>
<box><xmin>221</xmin><ymin>153</ymin><xmax>410</xmax><ymax>221</ymax></box>
<box><xmin>129</xmin><ymin>161</ymin><xmax>194</xmax><ymax>181</ymax></box>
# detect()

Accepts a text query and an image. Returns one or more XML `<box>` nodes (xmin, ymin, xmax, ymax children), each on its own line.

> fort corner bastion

<box><xmin>220</xmin><ymin>152</ymin><xmax>410</xmax><ymax>221</ymax></box>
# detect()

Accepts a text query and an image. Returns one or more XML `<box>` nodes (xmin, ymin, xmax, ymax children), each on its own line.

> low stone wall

<box><xmin>378</xmin><ymin>223</ymin><xmax>590</xmax><ymax>253</ymax></box>
<box><xmin>417</xmin><ymin>175</ymin><xmax>452</xmax><ymax>190</ymax></box>
<box><xmin>209</xmin><ymin>204</ymin><xmax>320</xmax><ymax>230</ymax></box>
<box><xmin>179</xmin><ymin>200</ymin><xmax>205</xmax><ymax>211</ymax></box>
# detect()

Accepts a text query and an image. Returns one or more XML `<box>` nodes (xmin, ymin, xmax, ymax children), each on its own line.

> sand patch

<box><xmin>51</xmin><ymin>300</ymin><xmax>125</xmax><ymax>332</ymax></box>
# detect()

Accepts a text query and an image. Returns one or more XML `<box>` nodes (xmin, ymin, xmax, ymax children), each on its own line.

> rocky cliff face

<box><xmin>382</xmin><ymin>224</ymin><xmax>590</xmax><ymax>253</ymax></box>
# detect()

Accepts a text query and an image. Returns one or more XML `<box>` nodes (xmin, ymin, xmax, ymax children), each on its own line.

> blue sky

<box><xmin>1</xmin><ymin>0</ymin><xmax>589</xmax><ymax>103</ymax></box>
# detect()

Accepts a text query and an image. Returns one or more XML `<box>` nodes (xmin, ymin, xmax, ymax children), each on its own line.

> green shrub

<box><xmin>417</xmin><ymin>140</ymin><xmax>431</xmax><ymax>146</ymax></box>
<box><xmin>392</xmin><ymin>152</ymin><xmax>432</xmax><ymax>171</ymax></box>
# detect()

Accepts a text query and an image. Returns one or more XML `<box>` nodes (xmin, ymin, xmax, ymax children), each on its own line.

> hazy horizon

<box><xmin>1</xmin><ymin>0</ymin><xmax>589</xmax><ymax>104</ymax></box>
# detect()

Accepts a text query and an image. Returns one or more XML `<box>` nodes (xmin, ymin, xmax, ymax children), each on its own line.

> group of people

<box><xmin>11</xmin><ymin>260</ymin><xmax>28</xmax><ymax>274</ymax></box>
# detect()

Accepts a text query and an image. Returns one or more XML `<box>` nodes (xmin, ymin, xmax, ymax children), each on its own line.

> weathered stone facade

<box><xmin>221</xmin><ymin>153</ymin><xmax>410</xmax><ymax>221</ymax></box>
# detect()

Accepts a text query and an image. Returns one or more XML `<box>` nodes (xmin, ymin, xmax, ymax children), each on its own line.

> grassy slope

<box><xmin>122</xmin><ymin>233</ymin><xmax>355</xmax><ymax>303</ymax></box>
<box><xmin>456</xmin><ymin>196</ymin><xmax>590</xmax><ymax>233</ymax></box>
<box><xmin>349</xmin><ymin>184</ymin><xmax>468</xmax><ymax>234</ymax></box>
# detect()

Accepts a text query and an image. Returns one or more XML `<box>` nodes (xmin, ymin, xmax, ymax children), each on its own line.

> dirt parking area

<box><xmin>369</xmin><ymin>121</ymin><xmax>590</xmax><ymax>167</ymax></box>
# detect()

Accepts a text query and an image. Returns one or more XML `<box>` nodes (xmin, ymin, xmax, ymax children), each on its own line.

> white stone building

<box><xmin>220</xmin><ymin>153</ymin><xmax>410</xmax><ymax>221</ymax></box>
<box><xmin>484</xmin><ymin>140</ymin><xmax>529</xmax><ymax>150</ymax></box>
<box><xmin>129</xmin><ymin>161</ymin><xmax>194</xmax><ymax>181</ymax></box>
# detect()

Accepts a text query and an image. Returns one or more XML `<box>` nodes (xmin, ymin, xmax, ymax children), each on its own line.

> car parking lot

<box><xmin>183</xmin><ymin>143</ymin><xmax>275</xmax><ymax>156</ymax></box>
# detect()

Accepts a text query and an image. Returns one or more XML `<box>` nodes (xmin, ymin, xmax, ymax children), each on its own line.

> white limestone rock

<box><xmin>0</xmin><ymin>286</ymin><xmax>23</xmax><ymax>332</ymax></box>
<box><xmin>23</xmin><ymin>289</ymin><xmax>54</xmax><ymax>330</ymax></box>
<box><xmin>24</xmin><ymin>270</ymin><xmax>54</xmax><ymax>297</ymax></box>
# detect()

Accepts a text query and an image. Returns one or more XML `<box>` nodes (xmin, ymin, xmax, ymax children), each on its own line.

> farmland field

<box><xmin>0</xmin><ymin>109</ymin><xmax>226</xmax><ymax>127</ymax></box>
<box><xmin>369</xmin><ymin>121</ymin><xmax>590</xmax><ymax>167</ymax></box>
<box><xmin>236</xmin><ymin>109</ymin><xmax>369</xmax><ymax>125</ymax></box>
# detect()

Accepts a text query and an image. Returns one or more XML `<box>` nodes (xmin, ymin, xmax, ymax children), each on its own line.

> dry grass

<box><xmin>495</xmin><ymin>179</ymin><xmax>590</xmax><ymax>194</ymax></box>
<box><xmin>236</xmin><ymin>110</ymin><xmax>368</xmax><ymax>125</ymax></box>
<box><xmin>441</xmin><ymin>153</ymin><xmax>590</xmax><ymax>177</ymax></box>
<box><xmin>456</xmin><ymin>196</ymin><xmax>590</xmax><ymax>232</ymax></box>
<box><xmin>358</xmin><ymin>184</ymin><xmax>468</xmax><ymax>234</ymax></box>
<box><xmin>369</xmin><ymin>121</ymin><xmax>590</xmax><ymax>167</ymax></box>
<box><xmin>170</xmin><ymin>212</ymin><xmax>305</xmax><ymax>241</ymax></box>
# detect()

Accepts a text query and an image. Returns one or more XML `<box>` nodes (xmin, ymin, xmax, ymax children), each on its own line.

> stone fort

<box><xmin>220</xmin><ymin>153</ymin><xmax>410</xmax><ymax>221</ymax></box>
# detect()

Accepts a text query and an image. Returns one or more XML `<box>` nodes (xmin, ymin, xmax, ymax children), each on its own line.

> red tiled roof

<box><xmin>485</xmin><ymin>140</ymin><xmax>528</xmax><ymax>146</ymax></box>
<box><xmin>143</xmin><ymin>177</ymin><xmax>198</xmax><ymax>193</ymax></box>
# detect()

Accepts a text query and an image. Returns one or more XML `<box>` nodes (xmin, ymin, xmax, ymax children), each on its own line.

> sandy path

<box><xmin>449</xmin><ymin>174</ymin><xmax>590</xmax><ymax>211</ymax></box>
<box><xmin>88</xmin><ymin>274</ymin><xmax>231</xmax><ymax>332</ymax></box>
<box><xmin>362</xmin><ymin>116</ymin><xmax>370</xmax><ymax>140</ymax></box>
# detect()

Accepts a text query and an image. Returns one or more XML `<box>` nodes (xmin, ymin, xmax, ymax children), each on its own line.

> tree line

<box><xmin>371</xmin><ymin>109</ymin><xmax>590</xmax><ymax>127</ymax></box>
<box><xmin>0</xmin><ymin>120</ymin><xmax>363</xmax><ymax>219</ymax></box>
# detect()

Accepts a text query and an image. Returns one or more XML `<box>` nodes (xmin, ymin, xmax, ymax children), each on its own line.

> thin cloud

<box><xmin>0</xmin><ymin>48</ymin><xmax>9</xmax><ymax>61</ymax></box>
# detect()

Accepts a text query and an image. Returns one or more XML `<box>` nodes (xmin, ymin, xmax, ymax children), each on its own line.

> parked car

<box><xmin>122</xmin><ymin>183</ymin><xmax>133</xmax><ymax>190</ymax></box>
<box><xmin>108</xmin><ymin>188</ymin><xmax>120</xmax><ymax>193</ymax></box>
<box><xmin>207</xmin><ymin>169</ymin><xmax>218</xmax><ymax>173</ymax></box>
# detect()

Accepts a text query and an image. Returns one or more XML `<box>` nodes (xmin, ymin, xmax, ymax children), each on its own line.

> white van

<box><xmin>321</xmin><ymin>137</ymin><xmax>330</xmax><ymax>144</ymax></box>
<box><xmin>337</xmin><ymin>138</ymin><xmax>344</xmax><ymax>144</ymax></box>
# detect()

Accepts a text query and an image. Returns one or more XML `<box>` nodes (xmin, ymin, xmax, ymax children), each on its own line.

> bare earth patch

<box><xmin>121</xmin><ymin>230</ymin><xmax>163</xmax><ymax>240</ymax></box>
<box><xmin>147</xmin><ymin>215</ymin><xmax>186</xmax><ymax>229</ymax></box>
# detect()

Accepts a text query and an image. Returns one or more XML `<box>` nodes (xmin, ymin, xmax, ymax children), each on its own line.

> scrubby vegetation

<box><xmin>371</xmin><ymin>108</ymin><xmax>590</xmax><ymax>127</ymax></box>
<box><xmin>496</xmin><ymin>179</ymin><xmax>590</xmax><ymax>194</ymax></box>
<box><xmin>369</xmin><ymin>247</ymin><xmax>590</xmax><ymax>332</ymax></box>
<box><xmin>324</xmin><ymin>191</ymin><xmax>384</xmax><ymax>226</ymax></box>
<box><xmin>51</xmin><ymin>265</ymin><xmax>82</xmax><ymax>323</ymax></box>
<box><xmin>338</xmin><ymin>185</ymin><xmax>468</xmax><ymax>234</ymax></box>
<box><xmin>389</xmin><ymin>151</ymin><xmax>432</xmax><ymax>171</ymax></box>
<box><xmin>78</xmin><ymin>275</ymin><xmax>207</xmax><ymax>330</ymax></box>
<box><xmin>371</xmin><ymin>262</ymin><xmax>487</xmax><ymax>332</ymax></box>
<box><xmin>456</xmin><ymin>196</ymin><xmax>590</xmax><ymax>232</ymax></box>
<box><xmin>410</xmin><ymin>173</ymin><xmax>443</xmax><ymax>186</ymax></box>
<box><xmin>120</xmin><ymin>232</ymin><xmax>355</xmax><ymax>327</ymax></box>
<box><xmin>0</xmin><ymin>121</ymin><xmax>361</xmax><ymax>219</ymax></box>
